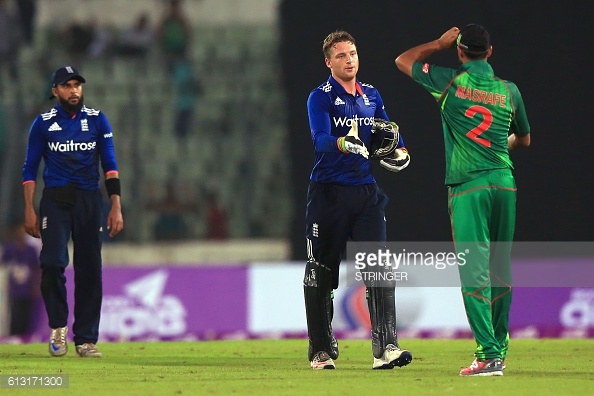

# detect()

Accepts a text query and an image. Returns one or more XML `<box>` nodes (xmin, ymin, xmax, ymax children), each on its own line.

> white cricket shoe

<box><xmin>310</xmin><ymin>351</ymin><xmax>335</xmax><ymax>370</ymax></box>
<box><xmin>372</xmin><ymin>344</ymin><xmax>413</xmax><ymax>369</ymax></box>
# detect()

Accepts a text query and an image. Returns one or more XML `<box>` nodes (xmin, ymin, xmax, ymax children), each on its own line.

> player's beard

<box><xmin>58</xmin><ymin>95</ymin><xmax>84</xmax><ymax>114</ymax></box>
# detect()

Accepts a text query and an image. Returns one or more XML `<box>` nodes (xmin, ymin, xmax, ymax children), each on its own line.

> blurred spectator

<box><xmin>63</xmin><ymin>18</ymin><xmax>112</xmax><ymax>65</ymax></box>
<box><xmin>0</xmin><ymin>220</ymin><xmax>42</xmax><ymax>336</ymax></box>
<box><xmin>0</xmin><ymin>106</ymin><xmax>5</xmax><ymax>170</ymax></box>
<box><xmin>156</xmin><ymin>0</ymin><xmax>192</xmax><ymax>72</ymax></box>
<box><xmin>173</xmin><ymin>58</ymin><xmax>201</xmax><ymax>140</ymax></box>
<box><xmin>63</xmin><ymin>20</ymin><xmax>94</xmax><ymax>65</ymax></box>
<box><xmin>33</xmin><ymin>53</ymin><xmax>53</xmax><ymax>111</ymax></box>
<box><xmin>205</xmin><ymin>192</ymin><xmax>228</xmax><ymax>240</ymax></box>
<box><xmin>86</xmin><ymin>17</ymin><xmax>112</xmax><ymax>59</ymax></box>
<box><xmin>0</xmin><ymin>0</ymin><xmax>22</xmax><ymax>89</ymax></box>
<box><xmin>16</xmin><ymin>0</ymin><xmax>36</xmax><ymax>46</ymax></box>
<box><xmin>145</xmin><ymin>180</ymin><xmax>198</xmax><ymax>241</ymax></box>
<box><xmin>115</xmin><ymin>12</ymin><xmax>154</xmax><ymax>57</ymax></box>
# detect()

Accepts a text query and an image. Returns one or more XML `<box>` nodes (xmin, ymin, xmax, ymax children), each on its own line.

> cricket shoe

<box><xmin>459</xmin><ymin>358</ymin><xmax>503</xmax><ymax>376</ymax></box>
<box><xmin>372</xmin><ymin>344</ymin><xmax>413</xmax><ymax>369</ymax></box>
<box><xmin>310</xmin><ymin>351</ymin><xmax>335</xmax><ymax>370</ymax></box>
<box><xmin>49</xmin><ymin>326</ymin><xmax>68</xmax><ymax>357</ymax></box>
<box><xmin>75</xmin><ymin>343</ymin><xmax>103</xmax><ymax>358</ymax></box>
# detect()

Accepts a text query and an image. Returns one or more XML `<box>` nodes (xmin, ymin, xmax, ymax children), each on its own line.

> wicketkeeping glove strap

<box><xmin>337</xmin><ymin>136</ymin><xmax>369</xmax><ymax>159</ymax></box>
<box><xmin>379</xmin><ymin>148</ymin><xmax>410</xmax><ymax>172</ymax></box>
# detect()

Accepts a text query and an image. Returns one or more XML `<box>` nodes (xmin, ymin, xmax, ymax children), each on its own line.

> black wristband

<box><xmin>105</xmin><ymin>178</ymin><xmax>121</xmax><ymax>197</ymax></box>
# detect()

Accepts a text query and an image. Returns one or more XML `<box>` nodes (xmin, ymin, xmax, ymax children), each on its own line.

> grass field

<box><xmin>1</xmin><ymin>339</ymin><xmax>593</xmax><ymax>395</ymax></box>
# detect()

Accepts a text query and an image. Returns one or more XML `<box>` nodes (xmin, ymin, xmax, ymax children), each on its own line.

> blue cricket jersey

<box><xmin>307</xmin><ymin>75</ymin><xmax>404</xmax><ymax>185</ymax></box>
<box><xmin>22</xmin><ymin>104</ymin><xmax>118</xmax><ymax>189</ymax></box>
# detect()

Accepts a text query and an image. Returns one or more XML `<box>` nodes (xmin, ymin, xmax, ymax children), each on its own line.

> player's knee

<box><xmin>40</xmin><ymin>266</ymin><xmax>64</xmax><ymax>289</ymax></box>
<box><xmin>304</xmin><ymin>260</ymin><xmax>332</xmax><ymax>290</ymax></box>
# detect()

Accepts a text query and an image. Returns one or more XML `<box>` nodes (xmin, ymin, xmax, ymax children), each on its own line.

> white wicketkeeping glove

<box><xmin>337</xmin><ymin>121</ymin><xmax>369</xmax><ymax>159</ymax></box>
<box><xmin>379</xmin><ymin>148</ymin><xmax>410</xmax><ymax>172</ymax></box>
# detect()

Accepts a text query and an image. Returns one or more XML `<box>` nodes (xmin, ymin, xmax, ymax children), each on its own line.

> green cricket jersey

<box><xmin>412</xmin><ymin>60</ymin><xmax>530</xmax><ymax>185</ymax></box>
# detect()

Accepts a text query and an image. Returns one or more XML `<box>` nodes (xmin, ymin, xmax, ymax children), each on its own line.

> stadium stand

<box><xmin>0</xmin><ymin>23</ymin><xmax>292</xmax><ymax>243</ymax></box>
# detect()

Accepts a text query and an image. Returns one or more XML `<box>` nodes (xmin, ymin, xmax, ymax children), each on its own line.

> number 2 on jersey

<box><xmin>465</xmin><ymin>105</ymin><xmax>492</xmax><ymax>147</ymax></box>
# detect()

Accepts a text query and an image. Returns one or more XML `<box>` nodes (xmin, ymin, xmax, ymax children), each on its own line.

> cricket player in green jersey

<box><xmin>395</xmin><ymin>24</ymin><xmax>531</xmax><ymax>376</ymax></box>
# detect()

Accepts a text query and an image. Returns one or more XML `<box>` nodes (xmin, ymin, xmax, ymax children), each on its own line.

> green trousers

<box><xmin>448</xmin><ymin>169</ymin><xmax>516</xmax><ymax>360</ymax></box>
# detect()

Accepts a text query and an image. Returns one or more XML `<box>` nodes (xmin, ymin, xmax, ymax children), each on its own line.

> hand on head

<box><xmin>437</xmin><ymin>27</ymin><xmax>461</xmax><ymax>50</ymax></box>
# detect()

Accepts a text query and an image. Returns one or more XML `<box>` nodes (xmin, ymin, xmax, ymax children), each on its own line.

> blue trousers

<box><xmin>39</xmin><ymin>187</ymin><xmax>104</xmax><ymax>345</ymax></box>
<box><xmin>304</xmin><ymin>182</ymin><xmax>389</xmax><ymax>358</ymax></box>
<box><xmin>305</xmin><ymin>182</ymin><xmax>388</xmax><ymax>289</ymax></box>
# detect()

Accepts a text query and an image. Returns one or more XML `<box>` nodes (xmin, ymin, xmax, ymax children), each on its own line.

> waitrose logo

<box><xmin>48</xmin><ymin>140</ymin><xmax>97</xmax><ymax>152</ymax></box>
<box><xmin>333</xmin><ymin>115</ymin><xmax>374</xmax><ymax>128</ymax></box>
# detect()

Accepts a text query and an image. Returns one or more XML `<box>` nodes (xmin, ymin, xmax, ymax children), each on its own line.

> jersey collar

<box><xmin>328</xmin><ymin>75</ymin><xmax>361</xmax><ymax>96</ymax></box>
<box><xmin>458</xmin><ymin>60</ymin><xmax>494</xmax><ymax>76</ymax></box>
<box><xmin>54</xmin><ymin>103</ymin><xmax>81</xmax><ymax>119</ymax></box>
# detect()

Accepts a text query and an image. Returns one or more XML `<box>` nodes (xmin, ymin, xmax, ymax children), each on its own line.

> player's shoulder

<box><xmin>81</xmin><ymin>105</ymin><xmax>102</xmax><ymax>117</ymax></box>
<box><xmin>359</xmin><ymin>81</ymin><xmax>377</xmax><ymax>91</ymax></box>
<box><xmin>311</xmin><ymin>80</ymin><xmax>334</xmax><ymax>95</ymax></box>
<box><xmin>38</xmin><ymin>107</ymin><xmax>58</xmax><ymax>122</ymax></box>
<box><xmin>31</xmin><ymin>107</ymin><xmax>58</xmax><ymax>129</ymax></box>
<box><xmin>494</xmin><ymin>76</ymin><xmax>522</xmax><ymax>94</ymax></box>
<box><xmin>415</xmin><ymin>61</ymin><xmax>454</xmax><ymax>76</ymax></box>
<box><xmin>497</xmin><ymin>77</ymin><xmax>518</xmax><ymax>88</ymax></box>
<box><xmin>308</xmin><ymin>81</ymin><xmax>334</xmax><ymax>104</ymax></box>
<box><xmin>358</xmin><ymin>81</ymin><xmax>382</xmax><ymax>97</ymax></box>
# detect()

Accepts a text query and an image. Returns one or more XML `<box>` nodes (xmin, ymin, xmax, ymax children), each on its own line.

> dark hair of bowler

<box><xmin>323</xmin><ymin>30</ymin><xmax>356</xmax><ymax>59</ymax></box>
<box><xmin>461</xmin><ymin>47</ymin><xmax>489</xmax><ymax>60</ymax></box>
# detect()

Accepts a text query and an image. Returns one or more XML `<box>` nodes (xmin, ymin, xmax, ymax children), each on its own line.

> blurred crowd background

<box><xmin>0</xmin><ymin>0</ymin><xmax>290</xmax><ymax>244</ymax></box>
<box><xmin>0</xmin><ymin>0</ymin><xmax>591</xmax><ymax>253</ymax></box>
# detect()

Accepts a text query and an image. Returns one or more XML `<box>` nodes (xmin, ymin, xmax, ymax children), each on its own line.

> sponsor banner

<box><xmin>3</xmin><ymin>262</ymin><xmax>592</xmax><ymax>343</ymax></box>
<box><xmin>510</xmin><ymin>287</ymin><xmax>594</xmax><ymax>338</ymax></box>
<box><xmin>248</xmin><ymin>264</ymin><xmax>594</xmax><ymax>339</ymax></box>
<box><xmin>30</xmin><ymin>266</ymin><xmax>248</xmax><ymax>341</ymax></box>
<box><xmin>247</xmin><ymin>264</ymin><xmax>469</xmax><ymax>334</ymax></box>
<box><xmin>248</xmin><ymin>264</ymin><xmax>305</xmax><ymax>333</ymax></box>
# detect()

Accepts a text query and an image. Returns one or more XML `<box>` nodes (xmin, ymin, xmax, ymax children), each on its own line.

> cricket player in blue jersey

<box><xmin>304</xmin><ymin>31</ymin><xmax>412</xmax><ymax>370</ymax></box>
<box><xmin>22</xmin><ymin>66</ymin><xmax>124</xmax><ymax>358</ymax></box>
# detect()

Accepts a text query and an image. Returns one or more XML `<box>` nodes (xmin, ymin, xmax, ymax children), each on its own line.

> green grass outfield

<box><xmin>1</xmin><ymin>339</ymin><xmax>593</xmax><ymax>395</ymax></box>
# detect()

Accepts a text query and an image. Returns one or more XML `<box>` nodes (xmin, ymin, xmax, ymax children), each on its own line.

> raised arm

<box><xmin>395</xmin><ymin>27</ymin><xmax>460</xmax><ymax>77</ymax></box>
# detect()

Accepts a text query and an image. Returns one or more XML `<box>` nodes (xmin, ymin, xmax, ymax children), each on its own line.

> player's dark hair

<box><xmin>323</xmin><ymin>31</ymin><xmax>356</xmax><ymax>58</ymax></box>
<box><xmin>461</xmin><ymin>49</ymin><xmax>489</xmax><ymax>60</ymax></box>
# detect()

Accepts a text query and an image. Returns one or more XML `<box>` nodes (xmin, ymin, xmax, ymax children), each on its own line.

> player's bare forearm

<box><xmin>23</xmin><ymin>181</ymin><xmax>36</xmax><ymax>208</ymax></box>
<box><xmin>22</xmin><ymin>181</ymin><xmax>40</xmax><ymax>238</ymax></box>
<box><xmin>107</xmin><ymin>194</ymin><xmax>124</xmax><ymax>237</ymax></box>
<box><xmin>395</xmin><ymin>27</ymin><xmax>460</xmax><ymax>77</ymax></box>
